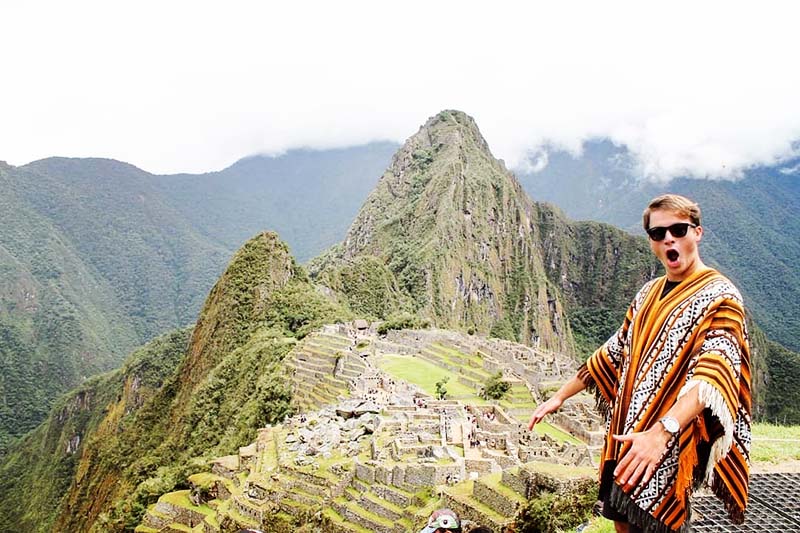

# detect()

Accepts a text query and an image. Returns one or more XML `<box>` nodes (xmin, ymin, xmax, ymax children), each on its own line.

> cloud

<box><xmin>1</xmin><ymin>1</ymin><xmax>800</xmax><ymax>180</ymax></box>
<box><xmin>780</xmin><ymin>163</ymin><xmax>800</xmax><ymax>175</ymax></box>
<box><xmin>518</xmin><ymin>149</ymin><xmax>549</xmax><ymax>174</ymax></box>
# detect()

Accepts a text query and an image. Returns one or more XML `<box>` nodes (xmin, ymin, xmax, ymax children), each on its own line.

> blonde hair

<box><xmin>642</xmin><ymin>194</ymin><xmax>701</xmax><ymax>230</ymax></box>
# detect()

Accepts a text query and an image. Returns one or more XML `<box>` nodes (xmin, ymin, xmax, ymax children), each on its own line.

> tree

<box><xmin>435</xmin><ymin>377</ymin><xmax>449</xmax><ymax>400</ymax></box>
<box><xmin>482</xmin><ymin>372</ymin><xmax>511</xmax><ymax>400</ymax></box>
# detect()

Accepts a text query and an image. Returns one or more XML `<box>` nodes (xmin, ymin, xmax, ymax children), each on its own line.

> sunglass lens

<box><xmin>647</xmin><ymin>227</ymin><xmax>666</xmax><ymax>240</ymax></box>
<box><xmin>670</xmin><ymin>223</ymin><xmax>689</xmax><ymax>237</ymax></box>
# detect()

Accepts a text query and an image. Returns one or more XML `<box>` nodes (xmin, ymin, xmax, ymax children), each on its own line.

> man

<box><xmin>529</xmin><ymin>194</ymin><xmax>751</xmax><ymax>533</ymax></box>
<box><xmin>420</xmin><ymin>508</ymin><xmax>462</xmax><ymax>533</ymax></box>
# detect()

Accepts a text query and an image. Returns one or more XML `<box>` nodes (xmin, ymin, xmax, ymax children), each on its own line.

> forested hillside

<box><xmin>0</xmin><ymin>160</ymin><xmax>230</xmax><ymax>450</ymax></box>
<box><xmin>0</xmin><ymin>233</ymin><xmax>350</xmax><ymax>532</ymax></box>
<box><xmin>0</xmin><ymin>145</ymin><xmax>394</xmax><ymax>450</ymax></box>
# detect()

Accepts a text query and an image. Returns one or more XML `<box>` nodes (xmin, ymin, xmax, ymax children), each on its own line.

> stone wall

<box><xmin>472</xmin><ymin>479</ymin><xmax>521</xmax><ymax>517</ymax></box>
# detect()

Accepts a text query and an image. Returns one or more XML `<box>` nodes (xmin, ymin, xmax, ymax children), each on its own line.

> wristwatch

<box><xmin>658</xmin><ymin>416</ymin><xmax>680</xmax><ymax>436</ymax></box>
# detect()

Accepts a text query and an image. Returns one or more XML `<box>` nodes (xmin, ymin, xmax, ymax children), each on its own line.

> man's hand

<box><xmin>527</xmin><ymin>396</ymin><xmax>563</xmax><ymax>430</ymax></box>
<box><xmin>527</xmin><ymin>375</ymin><xmax>589</xmax><ymax>431</ymax></box>
<box><xmin>612</xmin><ymin>426</ymin><xmax>672</xmax><ymax>491</ymax></box>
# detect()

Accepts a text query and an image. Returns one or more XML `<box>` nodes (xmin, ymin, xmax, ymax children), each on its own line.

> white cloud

<box><xmin>1</xmin><ymin>1</ymin><xmax>800</xmax><ymax>179</ymax></box>
<box><xmin>780</xmin><ymin>163</ymin><xmax>800</xmax><ymax>175</ymax></box>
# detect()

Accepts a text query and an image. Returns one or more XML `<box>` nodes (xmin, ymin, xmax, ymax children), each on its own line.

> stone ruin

<box><xmin>136</xmin><ymin>322</ymin><xmax>602</xmax><ymax>533</ymax></box>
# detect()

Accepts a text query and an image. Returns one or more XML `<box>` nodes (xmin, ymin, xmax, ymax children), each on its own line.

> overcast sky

<box><xmin>2</xmin><ymin>1</ymin><xmax>799</xmax><ymax>180</ymax></box>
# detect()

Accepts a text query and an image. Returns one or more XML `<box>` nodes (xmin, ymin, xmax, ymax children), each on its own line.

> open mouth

<box><xmin>666</xmin><ymin>249</ymin><xmax>679</xmax><ymax>262</ymax></box>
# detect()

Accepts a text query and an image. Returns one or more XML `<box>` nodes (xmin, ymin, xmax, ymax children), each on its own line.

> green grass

<box><xmin>751</xmin><ymin>422</ymin><xmax>800</xmax><ymax>463</ymax></box>
<box><xmin>577</xmin><ymin>516</ymin><xmax>615</xmax><ymax>533</ymax></box>
<box><xmin>533</xmin><ymin>421</ymin><xmax>583</xmax><ymax>444</ymax></box>
<box><xmin>159</xmin><ymin>490</ymin><xmax>215</xmax><ymax>516</ymax></box>
<box><xmin>375</xmin><ymin>354</ymin><xmax>479</xmax><ymax>398</ymax></box>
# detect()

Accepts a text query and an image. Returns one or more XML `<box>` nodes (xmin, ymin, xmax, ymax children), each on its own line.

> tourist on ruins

<box><xmin>420</xmin><ymin>508</ymin><xmax>462</xmax><ymax>533</ymax></box>
<box><xmin>528</xmin><ymin>194</ymin><xmax>751</xmax><ymax>533</ymax></box>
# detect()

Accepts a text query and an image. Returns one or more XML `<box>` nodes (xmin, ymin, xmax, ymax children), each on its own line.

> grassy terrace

<box><xmin>446</xmin><ymin>480</ymin><xmax>508</xmax><ymax>524</ymax></box>
<box><xmin>376</xmin><ymin>353</ymin><xmax>483</xmax><ymax>400</ymax></box>
<box><xmin>375</xmin><ymin>353</ymin><xmax>580</xmax><ymax>444</ymax></box>
<box><xmin>323</xmin><ymin>508</ymin><xmax>372</xmax><ymax>532</ymax></box>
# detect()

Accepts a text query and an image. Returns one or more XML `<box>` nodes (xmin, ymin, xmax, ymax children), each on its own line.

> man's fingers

<box><xmin>624</xmin><ymin>461</ymin><xmax>648</xmax><ymax>489</ymax></box>
<box><xmin>643</xmin><ymin>463</ymin><xmax>656</xmax><ymax>485</ymax></box>
<box><xmin>614</xmin><ymin>453</ymin><xmax>633</xmax><ymax>478</ymax></box>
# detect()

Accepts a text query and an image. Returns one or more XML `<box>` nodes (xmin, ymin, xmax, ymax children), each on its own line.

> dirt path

<box><xmin>751</xmin><ymin>458</ymin><xmax>800</xmax><ymax>473</ymax></box>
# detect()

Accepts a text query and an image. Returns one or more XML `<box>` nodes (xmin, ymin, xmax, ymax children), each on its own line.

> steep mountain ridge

<box><xmin>316</xmin><ymin>111</ymin><xmax>658</xmax><ymax>354</ymax></box>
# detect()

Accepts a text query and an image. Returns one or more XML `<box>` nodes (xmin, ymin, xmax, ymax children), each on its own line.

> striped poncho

<box><xmin>581</xmin><ymin>268</ymin><xmax>751</xmax><ymax>532</ymax></box>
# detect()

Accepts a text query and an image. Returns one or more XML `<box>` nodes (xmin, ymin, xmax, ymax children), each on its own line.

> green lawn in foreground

<box><xmin>751</xmin><ymin>422</ymin><xmax>800</xmax><ymax>463</ymax></box>
<box><xmin>579</xmin><ymin>516</ymin><xmax>615</xmax><ymax>533</ymax></box>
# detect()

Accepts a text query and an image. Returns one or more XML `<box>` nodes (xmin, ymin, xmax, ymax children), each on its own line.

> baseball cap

<box><xmin>419</xmin><ymin>508</ymin><xmax>460</xmax><ymax>532</ymax></box>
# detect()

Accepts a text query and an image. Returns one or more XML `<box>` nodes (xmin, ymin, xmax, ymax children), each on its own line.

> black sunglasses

<box><xmin>646</xmin><ymin>223</ymin><xmax>697</xmax><ymax>241</ymax></box>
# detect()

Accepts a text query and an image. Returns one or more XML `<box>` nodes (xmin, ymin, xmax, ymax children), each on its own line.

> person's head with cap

<box><xmin>420</xmin><ymin>508</ymin><xmax>461</xmax><ymax>533</ymax></box>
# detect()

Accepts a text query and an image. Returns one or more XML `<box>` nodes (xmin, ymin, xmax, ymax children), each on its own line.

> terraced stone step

<box><xmin>322</xmin><ymin>508</ymin><xmax>373</xmax><ymax>533</ymax></box>
<box><xmin>357</xmin><ymin>491</ymin><xmax>404</xmax><ymax>521</ymax></box>
<box><xmin>442</xmin><ymin>488</ymin><xmax>509</xmax><ymax>532</ymax></box>
<box><xmin>278</xmin><ymin>463</ymin><xmax>349</xmax><ymax>494</ymax></box>
<box><xmin>331</xmin><ymin>498</ymin><xmax>397</xmax><ymax>533</ymax></box>
<box><xmin>472</xmin><ymin>473</ymin><xmax>528</xmax><ymax>517</ymax></box>
<box><xmin>313</xmin><ymin>333</ymin><xmax>354</xmax><ymax>347</ymax></box>
<box><xmin>291</xmin><ymin>357</ymin><xmax>338</xmax><ymax>373</ymax></box>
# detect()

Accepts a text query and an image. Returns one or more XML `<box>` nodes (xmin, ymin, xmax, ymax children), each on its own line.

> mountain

<box><xmin>0</xmin><ymin>144</ymin><xmax>395</xmax><ymax>451</ymax></box>
<box><xmin>516</xmin><ymin>140</ymin><xmax>800</xmax><ymax>353</ymax></box>
<box><xmin>0</xmin><ymin>110</ymin><xmax>788</xmax><ymax>532</ymax></box>
<box><xmin>313</xmin><ymin>111</ymin><xmax>659</xmax><ymax>355</ymax></box>
<box><xmin>0</xmin><ymin>232</ymin><xmax>351</xmax><ymax>532</ymax></box>
<box><xmin>153</xmin><ymin>142</ymin><xmax>398</xmax><ymax>262</ymax></box>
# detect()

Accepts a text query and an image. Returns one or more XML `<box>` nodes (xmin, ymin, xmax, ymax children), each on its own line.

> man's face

<box><xmin>647</xmin><ymin>209</ymin><xmax>703</xmax><ymax>282</ymax></box>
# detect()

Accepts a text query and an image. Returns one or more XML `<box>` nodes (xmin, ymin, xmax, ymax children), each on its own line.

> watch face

<box><xmin>661</xmin><ymin>417</ymin><xmax>679</xmax><ymax>434</ymax></box>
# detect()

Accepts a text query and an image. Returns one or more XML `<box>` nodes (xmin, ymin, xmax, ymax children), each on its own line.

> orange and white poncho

<box><xmin>581</xmin><ymin>268</ymin><xmax>751</xmax><ymax>532</ymax></box>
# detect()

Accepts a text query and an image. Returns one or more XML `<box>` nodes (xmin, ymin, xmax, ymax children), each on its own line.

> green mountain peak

<box><xmin>319</xmin><ymin>111</ymin><xmax>595</xmax><ymax>353</ymax></box>
<box><xmin>181</xmin><ymin>231</ymin><xmax>301</xmax><ymax>389</ymax></box>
